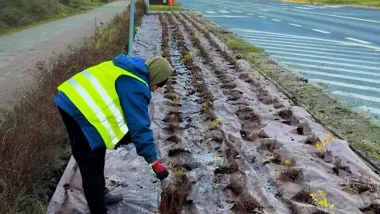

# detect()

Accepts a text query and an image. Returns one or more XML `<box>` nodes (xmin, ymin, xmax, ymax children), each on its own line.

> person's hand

<box><xmin>151</xmin><ymin>160</ymin><xmax>169</xmax><ymax>180</ymax></box>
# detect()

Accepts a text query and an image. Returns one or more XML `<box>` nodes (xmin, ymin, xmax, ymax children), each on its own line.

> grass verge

<box><xmin>188</xmin><ymin>13</ymin><xmax>380</xmax><ymax>169</ymax></box>
<box><xmin>282</xmin><ymin>0</ymin><xmax>380</xmax><ymax>8</ymax></box>
<box><xmin>0</xmin><ymin>0</ymin><xmax>115</xmax><ymax>35</ymax></box>
<box><xmin>0</xmin><ymin>1</ymin><xmax>146</xmax><ymax>213</ymax></box>
<box><xmin>149</xmin><ymin>4</ymin><xmax>186</xmax><ymax>11</ymax></box>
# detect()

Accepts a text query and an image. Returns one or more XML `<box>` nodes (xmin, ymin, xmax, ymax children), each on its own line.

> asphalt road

<box><xmin>0</xmin><ymin>0</ymin><xmax>129</xmax><ymax>109</ymax></box>
<box><xmin>180</xmin><ymin>0</ymin><xmax>380</xmax><ymax>119</ymax></box>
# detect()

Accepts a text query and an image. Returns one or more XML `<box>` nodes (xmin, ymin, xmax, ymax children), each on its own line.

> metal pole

<box><xmin>128</xmin><ymin>0</ymin><xmax>135</xmax><ymax>56</ymax></box>
<box><xmin>146</xmin><ymin>0</ymin><xmax>150</xmax><ymax>14</ymax></box>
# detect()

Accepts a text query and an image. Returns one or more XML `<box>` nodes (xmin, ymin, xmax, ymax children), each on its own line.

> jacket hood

<box><xmin>113</xmin><ymin>54</ymin><xmax>149</xmax><ymax>84</ymax></box>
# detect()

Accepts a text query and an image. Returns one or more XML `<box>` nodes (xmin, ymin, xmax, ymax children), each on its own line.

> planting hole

<box><xmin>164</xmin><ymin>124</ymin><xmax>179</xmax><ymax>135</ymax></box>
<box><xmin>168</xmin><ymin>148</ymin><xmax>191</xmax><ymax>157</ymax></box>
<box><xmin>258</xmin><ymin>95</ymin><xmax>273</xmax><ymax>105</ymax></box>
<box><xmin>297</xmin><ymin>127</ymin><xmax>304</xmax><ymax>135</ymax></box>
<box><xmin>279</xmin><ymin>169</ymin><xmax>304</xmax><ymax>182</ymax></box>
<box><xmin>359</xmin><ymin>203</ymin><xmax>380</xmax><ymax>213</ymax></box>
<box><xmin>237</xmin><ymin>107</ymin><xmax>259</xmax><ymax>122</ymax></box>
<box><xmin>291</xmin><ymin>190</ymin><xmax>313</xmax><ymax>204</ymax></box>
<box><xmin>207</xmin><ymin>130</ymin><xmax>224</xmax><ymax>143</ymax></box>
<box><xmin>159</xmin><ymin>174</ymin><xmax>192</xmax><ymax>214</ymax></box>
<box><xmin>241</xmin><ymin>121</ymin><xmax>260</xmax><ymax>141</ymax></box>
<box><xmin>258</xmin><ymin>139</ymin><xmax>283</xmax><ymax>153</ymax></box>
<box><xmin>167</xmin><ymin>135</ymin><xmax>182</xmax><ymax>144</ymax></box>
<box><xmin>163</xmin><ymin>114</ymin><xmax>182</xmax><ymax>123</ymax></box>
<box><xmin>232</xmin><ymin>192</ymin><xmax>263</xmax><ymax>214</ymax></box>
<box><xmin>278</xmin><ymin>109</ymin><xmax>292</xmax><ymax>120</ymax></box>
<box><xmin>227</xmin><ymin>171</ymin><xmax>246</xmax><ymax>195</ymax></box>
<box><xmin>221</xmin><ymin>82</ymin><xmax>237</xmax><ymax>89</ymax></box>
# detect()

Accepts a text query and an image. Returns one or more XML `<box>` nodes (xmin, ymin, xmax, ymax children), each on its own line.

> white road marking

<box><xmin>304</xmin><ymin>5</ymin><xmax>320</xmax><ymax>8</ymax></box>
<box><xmin>241</xmin><ymin>2</ymin><xmax>278</xmax><ymax>8</ymax></box>
<box><xmin>204</xmin><ymin>15</ymin><xmax>248</xmax><ymax>18</ymax></box>
<box><xmin>271</xmin><ymin>19</ymin><xmax>281</xmax><ymax>22</ymax></box>
<box><xmin>285</xmin><ymin>62</ymin><xmax>380</xmax><ymax>77</ymax></box>
<box><xmin>245</xmin><ymin>38</ymin><xmax>357</xmax><ymax>51</ymax></box>
<box><xmin>359</xmin><ymin>106</ymin><xmax>380</xmax><ymax>115</ymax></box>
<box><xmin>312</xmin><ymin>79</ymin><xmax>380</xmax><ymax>93</ymax></box>
<box><xmin>231</xmin><ymin>10</ymin><xmax>243</xmax><ymax>13</ymax></box>
<box><xmin>312</xmin><ymin>29</ymin><xmax>330</xmax><ymax>34</ymax></box>
<box><xmin>248</xmin><ymin>42</ymin><xmax>377</xmax><ymax>56</ymax></box>
<box><xmin>296</xmin><ymin>6</ymin><xmax>312</xmax><ymax>10</ymax></box>
<box><xmin>259</xmin><ymin>16</ymin><xmax>266</xmax><ymax>18</ymax></box>
<box><xmin>269</xmin><ymin>51</ymin><xmax>380</xmax><ymax>65</ymax></box>
<box><xmin>325</xmin><ymin>5</ymin><xmax>346</xmax><ymax>8</ymax></box>
<box><xmin>257</xmin><ymin>9</ymin><xmax>269</xmax><ymax>12</ymax></box>
<box><xmin>299</xmin><ymin>70</ymin><xmax>380</xmax><ymax>84</ymax></box>
<box><xmin>332</xmin><ymin>91</ymin><xmax>380</xmax><ymax>103</ymax></box>
<box><xmin>232</xmin><ymin>29</ymin><xmax>351</xmax><ymax>45</ymax></box>
<box><xmin>205</xmin><ymin>11</ymin><xmax>216</xmax><ymax>14</ymax></box>
<box><xmin>289</xmin><ymin>23</ymin><xmax>303</xmax><ymax>27</ymax></box>
<box><xmin>265</xmin><ymin>47</ymin><xmax>380</xmax><ymax>60</ymax></box>
<box><xmin>345</xmin><ymin>37</ymin><xmax>372</xmax><ymax>44</ymax></box>
<box><xmin>248</xmin><ymin>13</ymin><xmax>254</xmax><ymax>15</ymax></box>
<box><xmin>292</xmin><ymin>9</ymin><xmax>380</xmax><ymax>24</ymax></box>
<box><xmin>274</xmin><ymin>55</ymin><xmax>379</xmax><ymax>70</ymax></box>
<box><xmin>219</xmin><ymin>10</ymin><xmax>230</xmax><ymax>13</ymax></box>
<box><xmin>241</xmin><ymin>34</ymin><xmax>346</xmax><ymax>46</ymax></box>
<box><xmin>232</xmin><ymin>29</ymin><xmax>380</xmax><ymax>51</ymax></box>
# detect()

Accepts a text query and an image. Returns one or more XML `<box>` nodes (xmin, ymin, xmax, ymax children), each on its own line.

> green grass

<box><xmin>283</xmin><ymin>0</ymin><xmax>380</xmax><ymax>7</ymax></box>
<box><xmin>189</xmin><ymin>13</ymin><xmax>380</xmax><ymax>169</ymax></box>
<box><xmin>223</xmin><ymin>36</ymin><xmax>264</xmax><ymax>54</ymax></box>
<box><xmin>149</xmin><ymin>4</ymin><xmax>185</xmax><ymax>11</ymax></box>
<box><xmin>0</xmin><ymin>0</ymin><xmax>113</xmax><ymax>35</ymax></box>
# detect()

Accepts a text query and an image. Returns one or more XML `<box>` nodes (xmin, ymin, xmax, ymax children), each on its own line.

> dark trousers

<box><xmin>59</xmin><ymin>108</ymin><xmax>108</xmax><ymax>214</ymax></box>
<box><xmin>59</xmin><ymin>108</ymin><xmax>133</xmax><ymax>213</ymax></box>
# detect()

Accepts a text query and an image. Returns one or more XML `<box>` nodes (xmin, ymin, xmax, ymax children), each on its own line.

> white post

<box><xmin>128</xmin><ymin>0</ymin><xmax>136</xmax><ymax>56</ymax></box>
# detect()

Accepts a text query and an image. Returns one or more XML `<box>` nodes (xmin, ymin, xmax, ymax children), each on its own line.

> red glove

<box><xmin>152</xmin><ymin>160</ymin><xmax>169</xmax><ymax>180</ymax></box>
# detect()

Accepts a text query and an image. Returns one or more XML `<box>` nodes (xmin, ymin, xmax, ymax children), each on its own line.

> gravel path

<box><xmin>0</xmin><ymin>0</ymin><xmax>129</xmax><ymax>109</ymax></box>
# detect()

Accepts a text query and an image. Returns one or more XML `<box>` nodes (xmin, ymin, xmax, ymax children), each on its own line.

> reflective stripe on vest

<box><xmin>58</xmin><ymin>61</ymin><xmax>148</xmax><ymax>149</ymax></box>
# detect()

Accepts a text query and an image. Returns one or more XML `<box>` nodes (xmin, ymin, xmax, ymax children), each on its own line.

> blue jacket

<box><xmin>54</xmin><ymin>54</ymin><xmax>158</xmax><ymax>163</ymax></box>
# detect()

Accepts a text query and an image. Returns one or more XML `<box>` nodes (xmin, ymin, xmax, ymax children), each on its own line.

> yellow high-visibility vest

<box><xmin>58</xmin><ymin>61</ymin><xmax>148</xmax><ymax>149</ymax></box>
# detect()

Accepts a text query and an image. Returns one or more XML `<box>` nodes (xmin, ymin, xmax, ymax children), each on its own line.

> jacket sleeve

<box><xmin>116</xmin><ymin>76</ymin><xmax>158</xmax><ymax>163</ymax></box>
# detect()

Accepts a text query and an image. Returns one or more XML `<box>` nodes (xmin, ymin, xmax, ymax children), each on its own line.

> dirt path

<box><xmin>0</xmin><ymin>0</ymin><xmax>129</xmax><ymax>109</ymax></box>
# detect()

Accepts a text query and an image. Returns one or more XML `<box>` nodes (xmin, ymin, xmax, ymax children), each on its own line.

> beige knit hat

<box><xmin>145</xmin><ymin>56</ymin><xmax>174</xmax><ymax>86</ymax></box>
